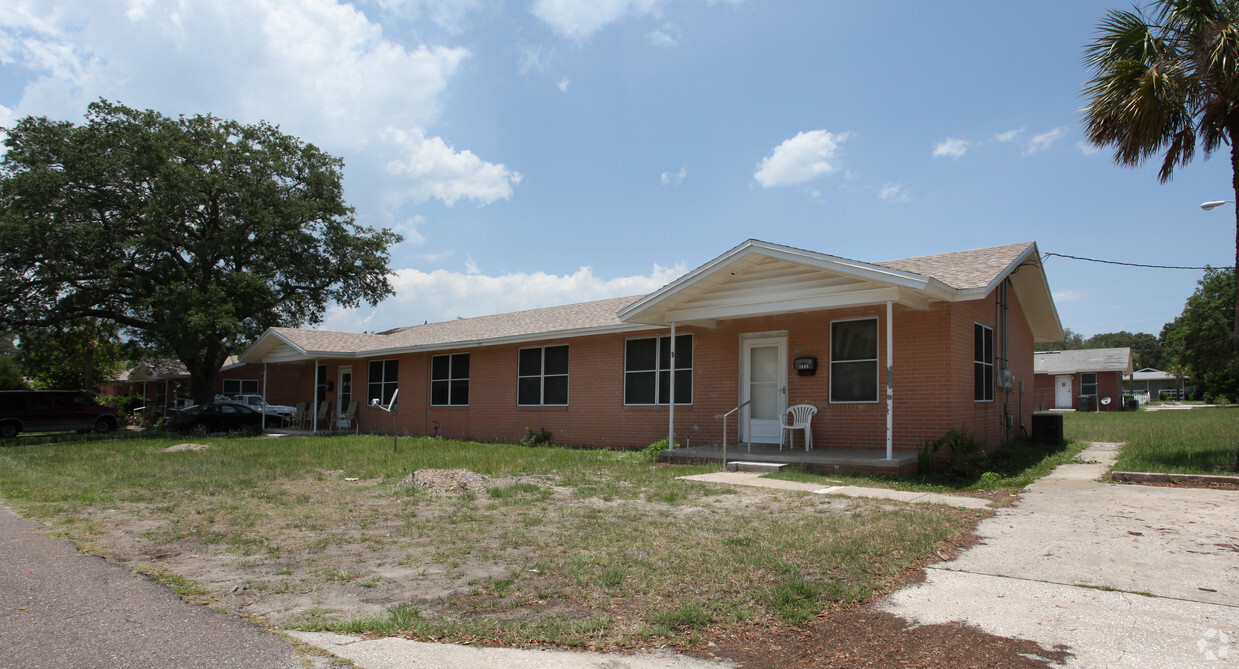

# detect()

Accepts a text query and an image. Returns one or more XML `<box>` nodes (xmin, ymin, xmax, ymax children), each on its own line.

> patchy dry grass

<box><xmin>0</xmin><ymin>434</ymin><xmax>979</xmax><ymax>649</ymax></box>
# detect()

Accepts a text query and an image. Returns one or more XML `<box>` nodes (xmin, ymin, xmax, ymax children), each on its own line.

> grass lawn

<box><xmin>0</xmin><ymin>433</ymin><xmax>982</xmax><ymax>650</ymax></box>
<box><xmin>1065</xmin><ymin>407</ymin><xmax>1239</xmax><ymax>475</ymax></box>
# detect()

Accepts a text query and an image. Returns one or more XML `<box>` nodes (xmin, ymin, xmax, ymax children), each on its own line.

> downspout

<box><xmin>668</xmin><ymin>322</ymin><xmax>676</xmax><ymax>449</ymax></box>
<box><xmin>885</xmin><ymin>301</ymin><xmax>894</xmax><ymax>461</ymax></box>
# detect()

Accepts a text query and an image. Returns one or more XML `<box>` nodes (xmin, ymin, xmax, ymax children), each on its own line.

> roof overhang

<box><xmin>620</xmin><ymin>239</ymin><xmax>963</xmax><ymax>326</ymax></box>
<box><xmin>998</xmin><ymin>243</ymin><xmax>1063</xmax><ymax>343</ymax></box>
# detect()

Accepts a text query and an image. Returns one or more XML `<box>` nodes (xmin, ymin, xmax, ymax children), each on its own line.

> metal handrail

<box><xmin>715</xmin><ymin>400</ymin><xmax>752</xmax><ymax>471</ymax></box>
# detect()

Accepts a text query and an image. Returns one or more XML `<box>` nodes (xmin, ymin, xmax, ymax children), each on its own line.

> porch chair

<box><xmin>290</xmin><ymin>402</ymin><xmax>307</xmax><ymax>429</ymax></box>
<box><xmin>336</xmin><ymin>400</ymin><xmax>359</xmax><ymax>433</ymax></box>
<box><xmin>780</xmin><ymin>404</ymin><xmax>818</xmax><ymax>451</ymax></box>
<box><xmin>312</xmin><ymin>400</ymin><xmax>330</xmax><ymax>431</ymax></box>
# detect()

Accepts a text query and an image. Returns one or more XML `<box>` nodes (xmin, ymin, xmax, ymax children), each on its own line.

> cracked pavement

<box><xmin>880</xmin><ymin>442</ymin><xmax>1239</xmax><ymax>668</ymax></box>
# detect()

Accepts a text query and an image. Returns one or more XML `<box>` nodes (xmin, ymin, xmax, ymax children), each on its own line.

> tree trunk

<box><xmin>1231</xmin><ymin>131</ymin><xmax>1239</xmax><ymax>356</ymax></box>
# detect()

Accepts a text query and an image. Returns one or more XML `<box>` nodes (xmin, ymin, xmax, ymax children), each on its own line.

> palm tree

<box><xmin>1082</xmin><ymin>0</ymin><xmax>1239</xmax><ymax>354</ymax></box>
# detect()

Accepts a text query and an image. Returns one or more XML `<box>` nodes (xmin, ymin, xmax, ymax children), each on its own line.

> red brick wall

<box><xmin>295</xmin><ymin>282</ymin><xmax>1039</xmax><ymax>453</ymax></box>
<box><xmin>1033</xmin><ymin>370</ymin><xmax>1124</xmax><ymax>411</ymax></box>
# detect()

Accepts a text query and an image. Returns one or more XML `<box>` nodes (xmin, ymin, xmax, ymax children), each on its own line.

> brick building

<box><xmin>1033</xmin><ymin>347</ymin><xmax>1133</xmax><ymax>411</ymax></box>
<box><xmin>240</xmin><ymin>239</ymin><xmax>1062</xmax><ymax>454</ymax></box>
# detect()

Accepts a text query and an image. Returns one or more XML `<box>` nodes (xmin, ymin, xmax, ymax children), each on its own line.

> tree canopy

<box><xmin>0</xmin><ymin>100</ymin><xmax>400</xmax><ymax>402</ymax></box>
<box><xmin>1162</xmin><ymin>267</ymin><xmax>1239</xmax><ymax>397</ymax></box>
<box><xmin>1082</xmin><ymin>0</ymin><xmax>1239</xmax><ymax>353</ymax></box>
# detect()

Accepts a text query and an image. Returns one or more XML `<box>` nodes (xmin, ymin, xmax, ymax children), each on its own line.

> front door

<box><xmin>741</xmin><ymin>336</ymin><xmax>787</xmax><ymax>444</ymax></box>
<box><xmin>337</xmin><ymin>366</ymin><xmax>353</xmax><ymax>418</ymax></box>
<box><xmin>1055</xmin><ymin>375</ymin><xmax>1072</xmax><ymax>409</ymax></box>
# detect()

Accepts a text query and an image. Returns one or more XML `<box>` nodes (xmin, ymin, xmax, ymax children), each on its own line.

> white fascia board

<box><xmin>238</xmin><ymin>329</ymin><xmax>309</xmax><ymax>364</ymax></box>
<box><xmin>619</xmin><ymin>239</ymin><xmax>952</xmax><ymax>324</ymax></box>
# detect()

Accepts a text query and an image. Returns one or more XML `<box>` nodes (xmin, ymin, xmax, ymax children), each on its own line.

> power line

<box><xmin>1042</xmin><ymin>252</ymin><xmax>1231</xmax><ymax>271</ymax></box>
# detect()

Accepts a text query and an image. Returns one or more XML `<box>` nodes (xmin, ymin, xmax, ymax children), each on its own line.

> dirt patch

<box><xmin>164</xmin><ymin>443</ymin><xmax>211</xmax><ymax>452</ymax></box>
<box><xmin>401</xmin><ymin>468</ymin><xmax>492</xmax><ymax>495</ymax></box>
<box><xmin>690</xmin><ymin>607</ymin><xmax>1072</xmax><ymax>668</ymax></box>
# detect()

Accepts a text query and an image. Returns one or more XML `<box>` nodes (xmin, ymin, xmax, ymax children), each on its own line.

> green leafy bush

<box><xmin>519</xmin><ymin>427</ymin><xmax>551</xmax><ymax>447</ymax></box>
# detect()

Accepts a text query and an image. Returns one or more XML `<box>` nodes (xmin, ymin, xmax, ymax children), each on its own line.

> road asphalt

<box><xmin>880</xmin><ymin>442</ymin><xmax>1239</xmax><ymax>668</ymax></box>
<box><xmin>3</xmin><ymin>443</ymin><xmax>1235</xmax><ymax>667</ymax></box>
<box><xmin>0</xmin><ymin>505</ymin><xmax>302</xmax><ymax>669</ymax></box>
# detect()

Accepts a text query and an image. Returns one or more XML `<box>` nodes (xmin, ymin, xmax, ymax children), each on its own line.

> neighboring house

<box><xmin>1033</xmin><ymin>347</ymin><xmax>1133</xmax><ymax>411</ymax></box>
<box><xmin>1125</xmin><ymin>368</ymin><xmax>1190</xmax><ymax>401</ymax></box>
<box><xmin>107</xmin><ymin>357</ymin><xmax>302</xmax><ymax>409</ymax></box>
<box><xmin>239</xmin><ymin>239</ymin><xmax>1062</xmax><ymax>454</ymax></box>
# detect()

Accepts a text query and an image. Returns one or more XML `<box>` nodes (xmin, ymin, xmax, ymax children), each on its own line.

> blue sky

<box><xmin>1</xmin><ymin>0</ymin><xmax>1231</xmax><ymax>339</ymax></box>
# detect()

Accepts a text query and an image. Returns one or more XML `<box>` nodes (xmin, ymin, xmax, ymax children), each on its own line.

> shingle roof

<box><xmin>268</xmin><ymin>295</ymin><xmax>645</xmax><ymax>356</ymax></box>
<box><xmin>242</xmin><ymin>240</ymin><xmax>1058</xmax><ymax>363</ymax></box>
<box><xmin>1034</xmin><ymin>348</ymin><xmax>1133</xmax><ymax>375</ymax></box>
<box><xmin>876</xmin><ymin>242</ymin><xmax>1034</xmax><ymax>291</ymax></box>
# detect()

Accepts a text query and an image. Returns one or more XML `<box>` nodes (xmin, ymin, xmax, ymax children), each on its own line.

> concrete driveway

<box><xmin>881</xmin><ymin>442</ymin><xmax>1239</xmax><ymax>668</ymax></box>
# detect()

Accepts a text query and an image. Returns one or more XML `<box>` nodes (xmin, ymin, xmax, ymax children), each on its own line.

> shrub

<box><xmin>519</xmin><ymin>427</ymin><xmax>551</xmax><ymax>447</ymax></box>
<box><xmin>918</xmin><ymin>429</ymin><xmax>986</xmax><ymax>477</ymax></box>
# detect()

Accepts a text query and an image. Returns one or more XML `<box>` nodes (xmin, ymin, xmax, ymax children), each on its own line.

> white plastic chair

<box><xmin>781</xmin><ymin>404</ymin><xmax>818</xmax><ymax>451</ymax></box>
<box><xmin>336</xmin><ymin>400</ymin><xmax>358</xmax><ymax>433</ymax></box>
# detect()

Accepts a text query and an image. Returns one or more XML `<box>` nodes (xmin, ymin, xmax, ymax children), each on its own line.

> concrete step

<box><xmin>725</xmin><ymin>461</ymin><xmax>788</xmax><ymax>473</ymax></box>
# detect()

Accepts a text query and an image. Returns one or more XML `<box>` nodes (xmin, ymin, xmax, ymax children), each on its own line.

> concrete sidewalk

<box><xmin>676</xmin><ymin>470</ymin><xmax>994</xmax><ymax>509</ymax></box>
<box><xmin>880</xmin><ymin>442</ymin><xmax>1239</xmax><ymax>668</ymax></box>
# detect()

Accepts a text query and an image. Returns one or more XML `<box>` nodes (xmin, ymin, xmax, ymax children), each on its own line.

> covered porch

<box><xmin>660</xmin><ymin>442</ymin><xmax>919</xmax><ymax>477</ymax></box>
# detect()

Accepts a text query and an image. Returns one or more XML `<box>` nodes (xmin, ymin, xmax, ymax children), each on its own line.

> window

<box><xmin>974</xmin><ymin>323</ymin><xmax>994</xmax><ymax>402</ymax></box>
<box><xmin>222</xmin><ymin>379</ymin><xmax>259</xmax><ymax>396</ymax></box>
<box><xmin>1081</xmin><ymin>373</ymin><xmax>1097</xmax><ymax>396</ymax></box>
<box><xmin>316</xmin><ymin>365</ymin><xmax>328</xmax><ymax>403</ymax></box>
<box><xmin>431</xmin><ymin>353</ymin><xmax>470</xmax><ymax>406</ymax></box>
<box><xmin>518</xmin><ymin>345</ymin><xmax>569</xmax><ymax>406</ymax></box>
<box><xmin>367</xmin><ymin>360</ymin><xmax>398</xmax><ymax>405</ymax></box>
<box><xmin>624</xmin><ymin>334</ymin><xmax>692</xmax><ymax>405</ymax></box>
<box><xmin>831</xmin><ymin>318</ymin><xmax>878</xmax><ymax>403</ymax></box>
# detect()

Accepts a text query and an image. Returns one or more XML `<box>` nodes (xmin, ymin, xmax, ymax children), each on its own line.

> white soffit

<box><xmin>620</xmin><ymin>242</ymin><xmax>944</xmax><ymax>325</ymax></box>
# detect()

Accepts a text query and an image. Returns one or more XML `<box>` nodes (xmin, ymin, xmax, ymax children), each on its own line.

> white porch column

<box><xmin>312</xmin><ymin>358</ymin><xmax>319</xmax><ymax>433</ymax></box>
<box><xmin>667</xmin><ymin>322</ymin><xmax>676</xmax><ymax>449</ymax></box>
<box><xmin>261</xmin><ymin>363</ymin><xmax>269</xmax><ymax>431</ymax></box>
<box><xmin>884</xmin><ymin>301</ymin><xmax>894</xmax><ymax>461</ymax></box>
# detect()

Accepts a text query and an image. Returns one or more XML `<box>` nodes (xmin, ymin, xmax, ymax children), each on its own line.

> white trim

<box><xmin>829</xmin><ymin>316</ymin><xmax>881</xmax><ymax>404</ymax></box>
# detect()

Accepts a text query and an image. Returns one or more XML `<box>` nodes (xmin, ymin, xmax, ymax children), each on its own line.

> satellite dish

<box><xmin>1101</xmin><ymin>397</ymin><xmax>1112</xmax><ymax>406</ymax></box>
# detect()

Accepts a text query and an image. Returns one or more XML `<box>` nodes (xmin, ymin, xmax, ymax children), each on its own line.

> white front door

<box><xmin>741</xmin><ymin>336</ymin><xmax>787</xmax><ymax>444</ymax></box>
<box><xmin>337</xmin><ymin>366</ymin><xmax>353</xmax><ymax>418</ymax></box>
<box><xmin>1055</xmin><ymin>375</ymin><xmax>1072</xmax><ymax>409</ymax></box>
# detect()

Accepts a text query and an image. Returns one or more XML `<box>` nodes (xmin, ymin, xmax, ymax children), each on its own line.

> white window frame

<box><xmin>367</xmin><ymin>359</ymin><xmax>399</xmax><ymax>405</ymax></box>
<box><xmin>829</xmin><ymin>317</ymin><xmax>879</xmax><ymax>404</ymax></box>
<box><xmin>1081</xmin><ymin>372</ymin><xmax>1098</xmax><ymax>397</ymax></box>
<box><xmin>518</xmin><ymin>345</ymin><xmax>569</xmax><ymax>406</ymax></box>
<box><xmin>431</xmin><ymin>353</ymin><xmax>470</xmax><ymax>406</ymax></box>
<box><xmin>974</xmin><ymin>322</ymin><xmax>994</xmax><ymax>403</ymax></box>
<box><xmin>623</xmin><ymin>334</ymin><xmax>693</xmax><ymax>406</ymax></box>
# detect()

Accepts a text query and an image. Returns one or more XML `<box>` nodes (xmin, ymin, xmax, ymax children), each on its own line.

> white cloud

<box><xmin>647</xmin><ymin>23</ymin><xmax>678</xmax><ymax>46</ymax></box>
<box><xmin>382</xmin><ymin>128</ymin><xmax>523</xmax><ymax>206</ymax></box>
<box><xmin>660</xmin><ymin>165</ymin><xmax>687</xmax><ymax>186</ymax></box>
<box><xmin>1025</xmin><ymin>127</ymin><xmax>1066</xmax><ymax>155</ymax></box>
<box><xmin>1052</xmin><ymin>289</ymin><xmax>1088</xmax><ymax>303</ymax></box>
<box><xmin>754</xmin><ymin>130</ymin><xmax>848</xmax><ymax>188</ymax></box>
<box><xmin>1077</xmin><ymin>141</ymin><xmax>1102</xmax><ymax>156</ymax></box>
<box><xmin>0</xmin><ymin>0</ymin><xmax>518</xmax><ymax>209</ymax></box>
<box><xmin>532</xmin><ymin>0</ymin><xmax>664</xmax><ymax>41</ymax></box>
<box><xmin>371</xmin><ymin>0</ymin><xmax>485</xmax><ymax>34</ymax></box>
<box><xmin>319</xmin><ymin>262</ymin><xmax>688</xmax><ymax>332</ymax></box>
<box><xmin>557</xmin><ymin>77</ymin><xmax>571</xmax><ymax>92</ymax></box>
<box><xmin>517</xmin><ymin>42</ymin><xmax>555</xmax><ymax>75</ymax></box>
<box><xmin>994</xmin><ymin>127</ymin><xmax>1024</xmax><ymax>143</ymax></box>
<box><xmin>878</xmin><ymin>183</ymin><xmax>909</xmax><ymax>203</ymax></box>
<box><xmin>932</xmin><ymin>137</ymin><xmax>970</xmax><ymax>159</ymax></box>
